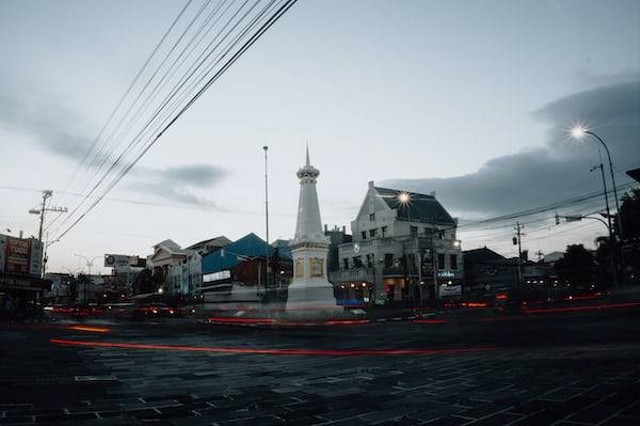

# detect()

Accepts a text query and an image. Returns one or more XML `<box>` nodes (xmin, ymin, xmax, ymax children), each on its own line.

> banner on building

<box><xmin>104</xmin><ymin>254</ymin><xmax>144</xmax><ymax>268</ymax></box>
<box><xmin>29</xmin><ymin>240</ymin><xmax>43</xmax><ymax>276</ymax></box>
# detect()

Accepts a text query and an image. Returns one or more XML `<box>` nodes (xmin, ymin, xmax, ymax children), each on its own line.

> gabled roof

<box><xmin>374</xmin><ymin>186</ymin><xmax>455</xmax><ymax>225</ymax></box>
<box><xmin>185</xmin><ymin>236</ymin><xmax>232</xmax><ymax>252</ymax></box>
<box><xmin>463</xmin><ymin>247</ymin><xmax>506</xmax><ymax>263</ymax></box>
<box><xmin>150</xmin><ymin>239</ymin><xmax>190</xmax><ymax>257</ymax></box>
<box><xmin>202</xmin><ymin>233</ymin><xmax>274</xmax><ymax>274</ymax></box>
<box><xmin>271</xmin><ymin>239</ymin><xmax>293</xmax><ymax>261</ymax></box>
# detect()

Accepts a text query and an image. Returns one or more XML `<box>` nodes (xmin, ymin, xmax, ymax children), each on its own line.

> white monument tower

<box><xmin>286</xmin><ymin>148</ymin><xmax>339</xmax><ymax>311</ymax></box>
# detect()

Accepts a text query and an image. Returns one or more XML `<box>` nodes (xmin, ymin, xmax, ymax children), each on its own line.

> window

<box><xmin>343</xmin><ymin>258</ymin><xmax>349</xmax><ymax>270</ymax></box>
<box><xmin>410</xmin><ymin>226</ymin><xmax>418</xmax><ymax>236</ymax></box>
<box><xmin>369</xmin><ymin>228</ymin><xmax>377</xmax><ymax>238</ymax></box>
<box><xmin>438</xmin><ymin>253</ymin><xmax>445</xmax><ymax>269</ymax></box>
<box><xmin>408</xmin><ymin>254</ymin><xmax>416</xmax><ymax>271</ymax></box>
<box><xmin>384</xmin><ymin>253</ymin><xmax>394</xmax><ymax>267</ymax></box>
<box><xmin>450</xmin><ymin>254</ymin><xmax>458</xmax><ymax>270</ymax></box>
<box><xmin>366</xmin><ymin>254</ymin><xmax>374</xmax><ymax>267</ymax></box>
<box><xmin>361</xmin><ymin>231</ymin><xmax>367</xmax><ymax>240</ymax></box>
<box><xmin>353</xmin><ymin>256</ymin><xmax>363</xmax><ymax>267</ymax></box>
<box><xmin>438</xmin><ymin>230</ymin><xmax>446</xmax><ymax>239</ymax></box>
<box><xmin>369</xmin><ymin>213</ymin><xmax>375</xmax><ymax>221</ymax></box>
<box><xmin>381</xmin><ymin>226</ymin><xmax>387</xmax><ymax>237</ymax></box>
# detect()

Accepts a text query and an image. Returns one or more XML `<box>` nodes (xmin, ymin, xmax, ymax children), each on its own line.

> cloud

<box><xmin>0</xmin><ymin>84</ymin><xmax>226</xmax><ymax>209</ymax></box>
<box><xmin>125</xmin><ymin>164</ymin><xmax>227</xmax><ymax>209</ymax></box>
<box><xmin>0</xmin><ymin>90</ymin><xmax>93</xmax><ymax>161</ymax></box>
<box><xmin>383</xmin><ymin>77</ymin><xmax>640</xmax><ymax>218</ymax></box>
<box><xmin>157</xmin><ymin>164</ymin><xmax>227</xmax><ymax>188</ymax></box>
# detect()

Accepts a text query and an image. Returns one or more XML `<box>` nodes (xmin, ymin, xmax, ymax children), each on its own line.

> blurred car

<box><xmin>133</xmin><ymin>302</ymin><xmax>175</xmax><ymax>318</ymax></box>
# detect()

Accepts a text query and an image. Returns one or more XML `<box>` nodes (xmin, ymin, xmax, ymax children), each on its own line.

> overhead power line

<box><xmin>53</xmin><ymin>0</ymin><xmax>298</xmax><ymax>241</ymax></box>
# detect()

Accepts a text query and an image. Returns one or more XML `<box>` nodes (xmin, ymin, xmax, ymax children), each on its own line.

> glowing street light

<box><xmin>571</xmin><ymin>126</ymin><xmax>587</xmax><ymax>139</ymax></box>
<box><xmin>398</xmin><ymin>191</ymin><xmax>411</xmax><ymax>205</ymax></box>
<box><xmin>570</xmin><ymin>126</ymin><xmax>622</xmax><ymax>237</ymax></box>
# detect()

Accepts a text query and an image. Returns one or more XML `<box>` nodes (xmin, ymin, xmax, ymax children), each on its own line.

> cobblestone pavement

<box><xmin>1</xmin><ymin>308</ymin><xmax>639</xmax><ymax>425</ymax></box>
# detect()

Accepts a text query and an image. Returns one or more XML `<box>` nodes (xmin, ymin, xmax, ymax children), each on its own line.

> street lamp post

<box><xmin>397</xmin><ymin>192</ymin><xmax>415</xmax><ymax>307</ymax></box>
<box><xmin>590</xmin><ymin>163</ymin><xmax>614</xmax><ymax>242</ymax></box>
<box><xmin>74</xmin><ymin>254</ymin><xmax>101</xmax><ymax>304</ymax></box>
<box><xmin>74</xmin><ymin>254</ymin><xmax>102</xmax><ymax>276</ymax></box>
<box><xmin>571</xmin><ymin>127</ymin><xmax>625</xmax><ymax>286</ymax></box>
<box><xmin>263</xmin><ymin>146</ymin><xmax>270</xmax><ymax>295</ymax></box>
<box><xmin>571</xmin><ymin>127</ymin><xmax>622</xmax><ymax>237</ymax></box>
<box><xmin>558</xmin><ymin>214</ymin><xmax>617</xmax><ymax>288</ymax></box>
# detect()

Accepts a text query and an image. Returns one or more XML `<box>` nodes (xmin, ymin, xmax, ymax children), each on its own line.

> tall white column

<box><xmin>286</xmin><ymin>147</ymin><xmax>339</xmax><ymax>311</ymax></box>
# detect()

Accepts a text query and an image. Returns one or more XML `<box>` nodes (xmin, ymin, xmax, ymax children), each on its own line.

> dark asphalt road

<box><xmin>1</xmin><ymin>307</ymin><xmax>640</xmax><ymax>425</ymax></box>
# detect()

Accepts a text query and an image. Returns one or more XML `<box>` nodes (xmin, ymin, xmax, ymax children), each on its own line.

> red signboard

<box><xmin>5</xmin><ymin>237</ymin><xmax>31</xmax><ymax>274</ymax></box>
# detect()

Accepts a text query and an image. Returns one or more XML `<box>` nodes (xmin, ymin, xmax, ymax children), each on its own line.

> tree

<box><xmin>618</xmin><ymin>188</ymin><xmax>640</xmax><ymax>242</ymax></box>
<box><xmin>134</xmin><ymin>269</ymin><xmax>154</xmax><ymax>295</ymax></box>
<box><xmin>594</xmin><ymin>236</ymin><xmax>615</xmax><ymax>290</ymax></box>
<box><xmin>617</xmin><ymin>188</ymin><xmax>640</xmax><ymax>285</ymax></box>
<box><xmin>554</xmin><ymin>244</ymin><xmax>595</xmax><ymax>293</ymax></box>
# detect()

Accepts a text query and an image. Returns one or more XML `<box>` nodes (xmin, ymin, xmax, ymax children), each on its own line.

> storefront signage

<box><xmin>439</xmin><ymin>284</ymin><xmax>462</xmax><ymax>297</ymax></box>
<box><xmin>5</xmin><ymin>237</ymin><xmax>30</xmax><ymax>273</ymax></box>
<box><xmin>438</xmin><ymin>270</ymin><xmax>455</xmax><ymax>278</ymax></box>
<box><xmin>203</xmin><ymin>270</ymin><xmax>231</xmax><ymax>283</ymax></box>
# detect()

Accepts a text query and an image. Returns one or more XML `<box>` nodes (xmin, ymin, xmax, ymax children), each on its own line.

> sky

<box><xmin>0</xmin><ymin>0</ymin><xmax>639</xmax><ymax>274</ymax></box>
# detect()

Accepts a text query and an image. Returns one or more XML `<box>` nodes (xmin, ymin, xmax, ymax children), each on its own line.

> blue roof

<box><xmin>202</xmin><ymin>233</ymin><xmax>291</xmax><ymax>274</ymax></box>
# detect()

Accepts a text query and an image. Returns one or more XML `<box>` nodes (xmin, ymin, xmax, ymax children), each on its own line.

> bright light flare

<box><xmin>398</xmin><ymin>191</ymin><xmax>410</xmax><ymax>204</ymax></box>
<box><xmin>571</xmin><ymin>126</ymin><xmax>587</xmax><ymax>139</ymax></box>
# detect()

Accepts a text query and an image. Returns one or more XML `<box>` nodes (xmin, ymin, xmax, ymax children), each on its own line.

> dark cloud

<box><xmin>126</xmin><ymin>181</ymin><xmax>217</xmax><ymax>210</ymax></box>
<box><xmin>0</xmin><ymin>90</ymin><xmax>92</xmax><ymax>160</ymax></box>
<box><xmin>159</xmin><ymin>164</ymin><xmax>227</xmax><ymax>188</ymax></box>
<box><xmin>383</xmin><ymin>77</ymin><xmax>640</xmax><ymax>218</ymax></box>
<box><xmin>0</xmin><ymin>87</ymin><xmax>226</xmax><ymax>209</ymax></box>
<box><xmin>125</xmin><ymin>164</ymin><xmax>227</xmax><ymax>209</ymax></box>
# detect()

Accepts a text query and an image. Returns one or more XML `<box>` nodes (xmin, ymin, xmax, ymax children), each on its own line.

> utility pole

<box><xmin>590</xmin><ymin>163</ymin><xmax>613</xmax><ymax>241</ymax></box>
<box><xmin>513</xmin><ymin>222</ymin><xmax>525</xmax><ymax>296</ymax></box>
<box><xmin>28</xmin><ymin>190</ymin><xmax>67</xmax><ymax>279</ymax></box>
<box><xmin>29</xmin><ymin>190</ymin><xmax>67</xmax><ymax>242</ymax></box>
<box><xmin>263</xmin><ymin>146</ymin><xmax>270</xmax><ymax>296</ymax></box>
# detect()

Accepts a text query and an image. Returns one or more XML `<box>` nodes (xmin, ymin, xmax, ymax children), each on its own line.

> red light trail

<box><xmin>523</xmin><ymin>301</ymin><xmax>640</xmax><ymax>314</ymax></box>
<box><xmin>50</xmin><ymin>338</ymin><xmax>495</xmax><ymax>357</ymax></box>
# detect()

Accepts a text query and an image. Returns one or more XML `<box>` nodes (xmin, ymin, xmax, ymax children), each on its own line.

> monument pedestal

<box><xmin>286</xmin><ymin>281</ymin><xmax>338</xmax><ymax>311</ymax></box>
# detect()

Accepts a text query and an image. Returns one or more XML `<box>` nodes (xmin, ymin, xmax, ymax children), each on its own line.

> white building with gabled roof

<box><xmin>331</xmin><ymin>181</ymin><xmax>463</xmax><ymax>306</ymax></box>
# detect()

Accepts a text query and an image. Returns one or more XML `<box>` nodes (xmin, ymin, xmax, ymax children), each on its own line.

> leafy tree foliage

<box><xmin>554</xmin><ymin>244</ymin><xmax>595</xmax><ymax>292</ymax></box>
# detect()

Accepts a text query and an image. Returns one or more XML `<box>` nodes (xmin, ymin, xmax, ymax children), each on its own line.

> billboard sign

<box><xmin>104</xmin><ymin>254</ymin><xmax>143</xmax><ymax>268</ymax></box>
<box><xmin>0</xmin><ymin>235</ymin><xmax>43</xmax><ymax>277</ymax></box>
<box><xmin>5</xmin><ymin>236</ymin><xmax>31</xmax><ymax>274</ymax></box>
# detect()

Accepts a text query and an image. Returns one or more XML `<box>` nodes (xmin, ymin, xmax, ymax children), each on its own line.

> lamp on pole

<box><xmin>557</xmin><ymin>213</ymin><xmax>617</xmax><ymax>288</ymax></box>
<box><xmin>263</xmin><ymin>146</ymin><xmax>270</xmax><ymax>295</ymax></box>
<box><xmin>571</xmin><ymin>127</ymin><xmax>622</xmax><ymax>237</ymax></box>
<box><xmin>74</xmin><ymin>254</ymin><xmax>101</xmax><ymax>276</ymax></box>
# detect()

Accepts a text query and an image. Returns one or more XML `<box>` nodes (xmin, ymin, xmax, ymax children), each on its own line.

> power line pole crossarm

<box><xmin>28</xmin><ymin>190</ymin><xmax>68</xmax><ymax>241</ymax></box>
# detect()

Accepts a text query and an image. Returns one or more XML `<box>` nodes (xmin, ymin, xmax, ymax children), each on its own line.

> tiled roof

<box><xmin>374</xmin><ymin>187</ymin><xmax>455</xmax><ymax>225</ymax></box>
<box><xmin>185</xmin><ymin>236</ymin><xmax>232</xmax><ymax>252</ymax></box>
<box><xmin>202</xmin><ymin>233</ymin><xmax>292</xmax><ymax>274</ymax></box>
<box><xmin>463</xmin><ymin>247</ymin><xmax>506</xmax><ymax>262</ymax></box>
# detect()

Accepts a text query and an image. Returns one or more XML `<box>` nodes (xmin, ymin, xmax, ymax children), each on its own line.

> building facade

<box><xmin>330</xmin><ymin>181</ymin><xmax>463</xmax><ymax>306</ymax></box>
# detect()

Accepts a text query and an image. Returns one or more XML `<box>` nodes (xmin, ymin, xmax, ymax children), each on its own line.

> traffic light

<box><xmin>512</xmin><ymin>236</ymin><xmax>518</xmax><ymax>245</ymax></box>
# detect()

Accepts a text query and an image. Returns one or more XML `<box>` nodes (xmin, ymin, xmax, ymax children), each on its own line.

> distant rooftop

<box><xmin>374</xmin><ymin>186</ymin><xmax>456</xmax><ymax>225</ymax></box>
